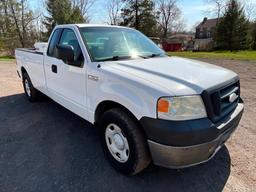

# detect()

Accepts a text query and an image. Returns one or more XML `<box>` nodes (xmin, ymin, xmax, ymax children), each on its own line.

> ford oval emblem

<box><xmin>229</xmin><ymin>93</ymin><xmax>238</xmax><ymax>103</ymax></box>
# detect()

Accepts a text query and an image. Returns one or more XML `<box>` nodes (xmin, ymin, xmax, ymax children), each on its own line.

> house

<box><xmin>194</xmin><ymin>17</ymin><xmax>218</xmax><ymax>51</ymax></box>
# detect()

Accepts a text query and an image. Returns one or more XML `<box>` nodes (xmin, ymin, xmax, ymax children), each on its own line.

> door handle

<box><xmin>51</xmin><ymin>65</ymin><xmax>57</xmax><ymax>73</ymax></box>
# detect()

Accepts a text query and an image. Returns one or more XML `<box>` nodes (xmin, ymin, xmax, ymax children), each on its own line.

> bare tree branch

<box><xmin>157</xmin><ymin>0</ymin><xmax>183</xmax><ymax>37</ymax></box>
<box><xmin>204</xmin><ymin>0</ymin><xmax>227</xmax><ymax>22</ymax></box>
<box><xmin>106</xmin><ymin>0</ymin><xmax>123</xmax><ymax>25</ymax></box>
<box><xmin>73</xmin><ymin>0</ymin><xmax>96</xmax><ymax>22</ymax></box>
<box><xmin>244</xmin><ymin>2</ymin><xmax>256</xmax><ymax>21</ymax></box>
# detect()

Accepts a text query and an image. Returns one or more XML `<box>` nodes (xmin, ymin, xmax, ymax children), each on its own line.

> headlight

<box><xmin>157</xmin><ymin>95</ymin><xmax>207</xmax><ymax>121</ymax></box>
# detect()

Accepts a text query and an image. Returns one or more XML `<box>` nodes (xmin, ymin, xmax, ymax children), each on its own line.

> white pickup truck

<box><xmin>15</xmin><ymin>24</ymin><xmax>244</xmax><ymax>175</ymax></box>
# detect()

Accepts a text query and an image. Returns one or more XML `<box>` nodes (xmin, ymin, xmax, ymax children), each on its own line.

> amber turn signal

<box><xmin>157</xmin><ymin>98</ymin><xmax>169</xmax><ymax>113</ymax></box>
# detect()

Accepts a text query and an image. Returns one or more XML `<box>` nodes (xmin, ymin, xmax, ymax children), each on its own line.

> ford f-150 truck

<box><xmin>15</xmin><ymin>24</ymin><xmax>244</xmax><ymax>175</ymax></box>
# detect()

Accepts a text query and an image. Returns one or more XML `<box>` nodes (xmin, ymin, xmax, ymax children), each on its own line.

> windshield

<box><xmin>79</xmin><ymin>27</ymin><xmax>165</xmax><ymax>62</ymax></box>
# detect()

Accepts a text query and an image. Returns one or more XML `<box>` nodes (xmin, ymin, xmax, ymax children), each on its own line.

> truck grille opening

<box><xmin>202</xmin><ymin>80</ymin><xmax>240</xmax><ymax>123</ymax></box>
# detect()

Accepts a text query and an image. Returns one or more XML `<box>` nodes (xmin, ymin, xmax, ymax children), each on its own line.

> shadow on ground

<box><xmin>0</xmin><ymin>94</ymin><xmax>231</xmax><ymax>192</ymax></box>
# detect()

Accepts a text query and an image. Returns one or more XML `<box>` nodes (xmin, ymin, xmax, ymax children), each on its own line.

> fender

<box><xmin>86</xmin><ymin>64</ymin><xmax>171</xmax><ymax>123</ymax></box>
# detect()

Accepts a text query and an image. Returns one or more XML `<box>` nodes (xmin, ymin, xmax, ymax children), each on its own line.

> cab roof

<box><xmin>56</xmin><ymin>23</ymin><xmax>132</xmax><ymax>30</ymax></box>
<box><xmin>76</xmin><ymin>24</ymin><xmax>131</xmax><ymax>29</ymax></box>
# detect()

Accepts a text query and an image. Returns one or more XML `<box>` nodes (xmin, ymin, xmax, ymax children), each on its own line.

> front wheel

<box><xmin>99</xmin><ymin>108</ymin><xmax>151</xmax><ymax>175</ymax></box>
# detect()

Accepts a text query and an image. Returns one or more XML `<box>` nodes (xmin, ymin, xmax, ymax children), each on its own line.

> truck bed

<box><xmin>15</xmin><ymin>48</ymin><xmax>46</xmax><ymax>92</ymax></box>
<box><xmin>16</xmin><ymin>48</ymin><xmax>44</xmax><ymax>55</ymax></box>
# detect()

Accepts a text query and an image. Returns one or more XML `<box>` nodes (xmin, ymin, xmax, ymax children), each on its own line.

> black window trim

<box><xmin>47</xmin><ymin>28</ymin><xmax>63</xmax><ymax>57</ymax></box>
<box><xmin>77</xmin><ymin>26</ymin><xmax>94</xmax><ymax>63</ymax></box>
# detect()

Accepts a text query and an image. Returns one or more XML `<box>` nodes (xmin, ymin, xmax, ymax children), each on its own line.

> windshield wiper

<box><xmin>137</xmin><ymin>55</ymin><xmax>148</xmax><ymax>59</ymax></box>
<box><xmin>146</xmin><ymin>53</ymin><xmax>163</xmax><ymax>58</ymax></box>
<box><xmin>95</xmin><ymin>53</ymin><xmax>163</xmax><ymax>61</ymax></box>
<box><xmin>138</xmin><ymin>53</ymin><xmax>163</xmax><ymax>59</ymax></box>
<box><xmin>95</xmin><ymin>55</ymin><xmax>132</xmax><ymax>62</ymax></box>
<box><xmin>150</xmin><ymin>53</ymin><xmax>162</xmax><ymax>57</ymax></box>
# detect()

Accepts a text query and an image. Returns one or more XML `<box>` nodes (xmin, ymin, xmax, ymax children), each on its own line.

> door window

<box><xmin>47</xmin><ymin>29</ymin><xmax>62</xmax><ymax>57</ymax></box>
<box><xmin>59</xmin><ymin>29</ymin><xmax>84</xmax><ymax>66</ymax></box>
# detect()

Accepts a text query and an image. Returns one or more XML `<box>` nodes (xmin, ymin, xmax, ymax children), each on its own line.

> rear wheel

<box><xmin>99</xmin><ymin>108</ymin><xmax>151</xmax><ymax>175</ymax></box>
<box><xmin>22</xmin><ymin>72</ymin><xmax>41</xmax><ymax>102</ymax></box>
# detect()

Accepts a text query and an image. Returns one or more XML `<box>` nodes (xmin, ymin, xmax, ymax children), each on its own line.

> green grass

<box><xmin>0</xmin><ymin>55</ymin><xmax>15</xmax><ymax>61</ymax></box>
<box><xmin>168</xmin><ymin>51</ymin><xmax>256</xmax><ymax>62</ymax></box>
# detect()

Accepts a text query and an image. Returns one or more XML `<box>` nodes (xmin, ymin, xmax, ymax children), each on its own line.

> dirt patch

<box><xmin>199</xmin><ymin>59</ymin><xmax>256</xmax><ymax>191</ymax></box>
<box><xmin>0</xmin><ymin>61</ymin><xmax>23</xmax><ymax>97</ymax></box>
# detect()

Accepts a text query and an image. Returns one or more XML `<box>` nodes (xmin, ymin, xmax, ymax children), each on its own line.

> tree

<box><xmin>106</xmin><ymin>0</ymin><xmax>123</xmax><ymax>25</ymax></box>
<box><xmin>0</xmin><ymin>0</ymin><xmax>13</xmax><ymax>50</ymax></box>
<box><xmin>120</xmin><ymin>0</ymin><xmax>158</xmax><ymax>37</ymax></box>
<box><xmin>244</xmin><ymin>2</ymin><xmax>256</xmax><ymax>21</ymax></box>
<box><xmin>251</xmin><ymin>22</ymin><xmax>256</xmax><ymax>50</ymax></box>
<box><xmin>43</xmin><ymin>0</ymin><xmax>84</xmax><ymax>39</ymax></box>
<box><xmin>121</xmin><ymin>0</ymin><xmax>140</xmax><ymax>29</ymax></box>
<box><xmin>73</xmin><ymin>0</ymin><xmax>95</xmax><ymax>22</ymax></box>
<box><xmin>157</xmin><ymin>0</ymin><xmax>183</xmax><ymax>38</ymax></box>
<box><xmin>9</xmin><ymin>0</ymin><xmax>27</xmax><ymax>47</ymax></box>
<box><xmin>205</xmin><ymin>0</ymin><xmax>226</xmax><ymax>23</ymax></box>
<box><xmin>215</xmin><ymin>0</ymin><xmax>249</xmax><ymax>51</ymax></box>
<box><xmin>0</xmin><ymin>0</ymin><xmax>38</xmax><ymax>51</ymax></box>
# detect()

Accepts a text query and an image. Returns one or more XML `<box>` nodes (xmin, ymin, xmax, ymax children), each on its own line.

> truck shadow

<box><xmin>0</xmin><ymin>93</ymin><xmax>231</xmax><ymax>192</ymax></box>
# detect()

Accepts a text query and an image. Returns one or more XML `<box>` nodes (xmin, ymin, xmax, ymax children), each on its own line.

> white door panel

<box><xmin>44</xmin><ymin>27</ymin><xmax>87</xmax><ymax>118</ymax></box>
<box><xmin>51</xmin><ymin>61</ymin><xmax>86</xmax><ymax>105</ymax></box>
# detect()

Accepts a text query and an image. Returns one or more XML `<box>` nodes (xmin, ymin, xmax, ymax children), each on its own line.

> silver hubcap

<box><xmin>105</xmin><ymin>123</ymin><xmax>130</xmax><ymax>163</ymax></box>
<box><xmin>24</xmin><ymin>79</ymin><xmax>31</xmax><ymax>97</ymax></box>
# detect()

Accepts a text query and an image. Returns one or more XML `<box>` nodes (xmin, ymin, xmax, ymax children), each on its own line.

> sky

<box><xmin>29</xmin><ymin>0</ymin><xmax>256</xmax><ymax>31</ymax></box>
<box><xmin>79</xmin><ymin>0</ymin><xmax>216</xmax><ymax>30</ymax></box>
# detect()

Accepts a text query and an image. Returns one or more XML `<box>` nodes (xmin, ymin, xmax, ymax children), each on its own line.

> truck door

<box><xmin>44</xmin><ymin>28</ymin><xmax>87</xmax><ymax>118</ymax></box>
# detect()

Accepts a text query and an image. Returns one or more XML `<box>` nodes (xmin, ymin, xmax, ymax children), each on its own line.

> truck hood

<box><xmin>108</xmin><ymin>56</ymin><xmax>238</xmax><ymax>95</ymax></box>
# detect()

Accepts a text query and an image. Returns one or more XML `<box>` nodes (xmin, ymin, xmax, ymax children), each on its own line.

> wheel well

<box><xmin>21</xmin><ymin>67</ymin><xmax>27</xmax><ymax>78</ymax></box>
<box><xmin>94</xmin><ymin>101</ymin><xmax>149</xmax><ymax>154</ymax></box>
<box><xmin>94</xmin><ymin>101</ymin><xmax>138</xmax><ymax>124</ymax></box>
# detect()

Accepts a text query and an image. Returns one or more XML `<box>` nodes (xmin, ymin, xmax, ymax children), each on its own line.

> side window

<box><xmin>47</xmin><ymin>29</ymin><xmax>62</xmax><ymax>57</ymax></box>
<box><xmin>59</xmin><ymin>29</ymin><xmax>84</xmax><ymax>66</ymax></box>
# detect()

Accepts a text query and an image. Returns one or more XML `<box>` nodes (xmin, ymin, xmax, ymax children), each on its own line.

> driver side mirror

<box><xmin>56</xmin><ymin>44</ymin><xmax>75</xmax><ymax>63</ymax></box>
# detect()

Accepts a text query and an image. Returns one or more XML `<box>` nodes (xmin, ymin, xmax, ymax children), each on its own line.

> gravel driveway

<box><xmin>0</xmin><ymin>59</ymin><xmax>255</xmax><ymax>192</ymax></box>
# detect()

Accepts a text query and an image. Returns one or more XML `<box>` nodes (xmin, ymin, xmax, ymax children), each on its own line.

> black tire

<box><xmin>99</xmin><ymin>108</ymin><xmax>151</xmax><ymax>175</ymax></box>
<box><xmin>22</xmin><ymin>72</ymin><xmax>41</xmax><ymax>102</ymax></box>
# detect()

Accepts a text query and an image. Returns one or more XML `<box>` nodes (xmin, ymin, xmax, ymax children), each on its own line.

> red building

<box><xmin>162</xmin><ymin>40</ymin><xmax>182</xmax><ymax>52</ymax></box>
<box><xmin>161</xmin><ymin>34</ymin><xmax>194</xmax><ymax>52</ymax></box>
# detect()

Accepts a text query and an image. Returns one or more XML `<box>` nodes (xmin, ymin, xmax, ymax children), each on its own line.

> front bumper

<box><xmin>140</xmin><ymin>103</ymin><xmax>244</xmax><ymax>168</ymax></box>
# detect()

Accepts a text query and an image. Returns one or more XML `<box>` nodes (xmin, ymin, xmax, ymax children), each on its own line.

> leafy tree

<box><xmin>0</xmin><ymin>0</ymin><xmax>37</xmax><ymax>52</ymax></box>
<box><xmin>120</xmin><ymin>0</ymin><xmax>158</xmax><ymax>37</ymax></box>
<box><xmin>43</xmin><ymin>0</ymin><xmax>84</xmax><ymax>39</ymax></box>
<box><xmin>251</xmin><ymin>22</ymin><xmax>256</xmax><ymax>50</ymax></box>
<box><xmin>215</xmin><ymin>0</ymin><xmax>249</xmax><ymax>51</ymax></box>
